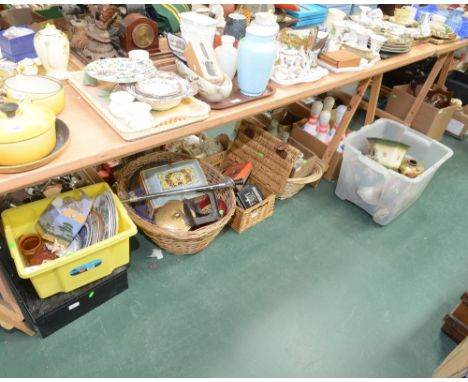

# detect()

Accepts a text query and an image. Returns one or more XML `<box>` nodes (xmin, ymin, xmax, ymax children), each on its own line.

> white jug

<box><xmin>34</xmin><ymin>24</ymin><xmax>70</xmax><ymax>80</ymax></box>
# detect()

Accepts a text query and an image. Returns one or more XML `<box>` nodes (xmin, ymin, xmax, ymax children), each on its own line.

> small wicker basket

<box><xmin>116</xmin><ymin>152</ymin><xmax>236</xmax><ymax>255</ymax></box>
<box><xmin>238</xmin><ymin>116</ymin><xmax>324</xmax><ymax>200</ymax></box>
<box><xmin>201</xmin><ymin>134</ymin><xmax>232</xmax><ymax>170</ymax></box>
<box><xmin>225</xmin><ymin>122</ymin><xmax>302</xmax><ymax>233</ymax></box>
<box><xmin>165</xmin><ymin>134</ymin><xmax>232</xmax><ymax>170</ymax></box>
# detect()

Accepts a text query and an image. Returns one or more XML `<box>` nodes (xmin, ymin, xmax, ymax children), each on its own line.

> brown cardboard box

<box><xmin>433</xmin><ymin>337</ymin><xmax>468</xmax><ymax>378</ymax></box>
<box><xmin>287</xmin><ymin>102</ymin><xmax>344</xmax><ymax>182</ymax></box>
<box><xmin>0</xmin><ymin>8</ymin><xmax>68</xmax><ymax>33</ymax></box>
<box><xmin>0</xmin><ymin>8</ymin><xmax>47</xmax><ymax>30</ymax></box>
<box><xmin>446</xmin><ymin>105</ymin><xmax>468</xmax><ymax>140</ymax></box>
<box><xmin>385</xmin><ymin>84</ymin><xmax>459</xmax><ymax>141</ymax></box>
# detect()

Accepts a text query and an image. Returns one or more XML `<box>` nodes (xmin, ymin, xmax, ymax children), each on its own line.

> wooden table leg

<box><xmin>403</xmin><ymin>54</ymin><xmax>447</xmax><ymax>125</ymax></box>
<box><xmin>0</xmin><ymin>268</ymin><xmax>35</xmax><ymax>336</ymax></box>
<box><xmin>322</xmin><ymin>78</ymin><xmax>371</xmax><ymax>167</ymax></box>
<box><xmin>436</xmin><ymin>51</ymin><xmax>454</xmax><ymax>89</ymax></box>
<box><xmin>365</xmin><ymin>74</ymin><xmax>383</xmax><ymax>125</ymax></box>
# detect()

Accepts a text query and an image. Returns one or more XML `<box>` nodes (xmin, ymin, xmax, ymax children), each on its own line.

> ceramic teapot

<box><xmin>34</xmin><ymin>24</ymin><xmax>70</xmax><ymax>80</ymax></box>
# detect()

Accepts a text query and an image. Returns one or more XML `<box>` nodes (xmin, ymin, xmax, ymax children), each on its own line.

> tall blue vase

<box><xmin>237</xmin><ymin>25</ymin><xmax>278</xmax><ymax>97</ymax></box>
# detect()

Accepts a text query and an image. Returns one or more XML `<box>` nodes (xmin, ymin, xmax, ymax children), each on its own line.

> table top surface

<box><xmin>0</xmin><ymin>39</ymin><xmax>466</xmax><ymax>194</ymax></box>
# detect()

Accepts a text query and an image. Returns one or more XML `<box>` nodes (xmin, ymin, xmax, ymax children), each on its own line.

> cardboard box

<box><xmin>433</xmin><ymin>337</ymin><xmax>468</xmax><ymax>378</ymax></box>
<box><xmin>385</xmin><ymin>84</ymin><xmax>459</xmax><ymax>141</ymax></box>
<box><xmin>287</xmin><ymin>102</ymin><xmax>344</xmax><ymax>182</ymax></box>
<box><xmin>0</xmin><ymin>8</ymin><xmax>68</xmax><ymax>32</ymax></box>
<box><xmin>446</xmin><ymin>105</ymin><xmax>468</xmax><ymax>140</ymax></box>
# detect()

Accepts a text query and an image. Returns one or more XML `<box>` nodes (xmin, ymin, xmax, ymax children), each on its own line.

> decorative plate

<box><xmin>0</xmin><ymin>119</ymin><xmax>70</xmax><ymax>174</ymax></box>
<box><xmin>92</xmin><ymin>191</ymin><xmax>118</xmax><ymax>239</ymax></box>
<box><xmin>85</xmin><ymin>58</ymin><xmax>158</xmax><ymax>84</ymax></box>
<box><xmin>134</xmin><ymin>72</ymin><xmax>191</xmax><ymax>99</ymax></box>
<box><xmin>271</xmin><ymin>66</ymin><xmax>328</xmax><ymax>87</ymax></box>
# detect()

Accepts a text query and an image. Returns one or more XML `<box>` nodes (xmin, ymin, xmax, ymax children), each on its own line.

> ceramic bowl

<box><xmin>3</xmin><ymin>75</ymin><xmax>65</xmax><ymax>115</ymax></box>
<box><xmin>175</xmin><ymin>60</ymin><xmax>232</xmax><ymax>103</ymax></box>
<box><xmin>125</xmin><ymin>72</ymin><xmax>196</xmax><ymax>111</ymax></box>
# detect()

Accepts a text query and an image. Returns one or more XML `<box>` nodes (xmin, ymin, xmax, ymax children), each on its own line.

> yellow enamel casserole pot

<box><xmin>2</xmin><ymin>75</ymin><xmax>65</xmax><ymax>115</ymax></box>
<box><xmin>0</xmin><ymin>102</ymin><xmax>56</xmax><ymax>166</ymax></box>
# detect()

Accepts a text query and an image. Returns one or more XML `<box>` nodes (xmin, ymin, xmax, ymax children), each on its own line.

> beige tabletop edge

<box><xmin>0</xmin><ymin>39</ymin><xmax>467</xmax><ymax>194</ymax></box>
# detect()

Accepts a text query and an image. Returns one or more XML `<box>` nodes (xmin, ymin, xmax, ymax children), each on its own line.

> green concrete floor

<box><xmin>1</xmin><ymin>134</ymin><xmax>468</xmax><ymax>377</ymax></box>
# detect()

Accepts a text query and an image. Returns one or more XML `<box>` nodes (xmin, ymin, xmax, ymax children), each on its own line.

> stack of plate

<box><xmin>380</xmin><ymin>39</ymin><xmax>412</xmax><ymax>54</ymax></box>
<box><xmin>77</xmin><ymin>191</ymin><xmax>118</xmax><ymax>250</ymax></box>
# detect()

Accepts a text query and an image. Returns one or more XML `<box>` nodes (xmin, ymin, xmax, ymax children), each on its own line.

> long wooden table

<box><xmin>0</xmin><ymin>39</ymin><xmax>466</xmax><ymax>194</ymax></box>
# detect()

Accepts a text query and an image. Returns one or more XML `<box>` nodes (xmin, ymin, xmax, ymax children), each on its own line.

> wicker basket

<box><xmin>202</xmin><ymin>134</ymin><xmax>232</xmax><ymax>170</ymax></box>
<box><xmin>225</xmin><ymin>122</ymin><xmax>302</xmax><ymax>233</ymax></box>
<box><xmin>165</xmin><ymin>134</ymin><xmax>232</xmax><ymax>170</ymax></box>
<box><xmin>116</xmin><ymin>152</ymin><xmax>236</xmax><ymax>255</ymax></box>
<box><xmin>239</xmin><ymin>116</ymin><xmax>324</xmax><ymax>199</ymax></box>
<box><xmin>277</xmin><ymin>164</ymin><xmax>323</xmax><ymax>200</ymax></box>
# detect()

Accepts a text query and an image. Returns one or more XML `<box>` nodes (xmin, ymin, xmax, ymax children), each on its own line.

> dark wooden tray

<box><xmin>206</xmin><ymin>79</ymin><xmax>276</xmax><ymax>110</ymax></box>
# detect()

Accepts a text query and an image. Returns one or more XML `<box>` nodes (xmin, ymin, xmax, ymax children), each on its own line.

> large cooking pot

<box><xmin>2</xmin><ymin>75</ymin><xmax>65</xmax><ymax>115</ymax></box>
<box><xmin>0</xmin><ymin>102</ymin><xmax>56</xmax><ymax>166</ymax></box>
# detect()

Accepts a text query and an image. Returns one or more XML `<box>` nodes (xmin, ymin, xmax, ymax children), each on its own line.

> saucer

<box><xmin>0</xmin><ymin>119</ymin><xmax>70</xmax><ymax>174</ymax></box>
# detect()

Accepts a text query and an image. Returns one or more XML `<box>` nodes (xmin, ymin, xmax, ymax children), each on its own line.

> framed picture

<box><xmin>139</xmin><ymin>160</ymin><xmax>208</xmax><ymax>213</ymax></box>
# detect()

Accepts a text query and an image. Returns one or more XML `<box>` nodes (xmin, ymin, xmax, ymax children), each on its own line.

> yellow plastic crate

<box><xmin>1</xmin><ymin>183</ymin><xmax>137</xmax><ymax>298</ymax></box>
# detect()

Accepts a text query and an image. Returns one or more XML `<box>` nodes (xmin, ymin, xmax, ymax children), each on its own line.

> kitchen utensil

<box><xmin>0</xmin><ymin>119</ymin><xmax>70</xmax><ymax>173</ymax></box>
<box><xmin>2</xmin><ymin>75</ymin><xmax>65</xmax><ymax>115</ymax></box>
<box><xmin>0</xmin><ymin>102</ymin><xmax>56</xmax><ymax>166</ymax></box>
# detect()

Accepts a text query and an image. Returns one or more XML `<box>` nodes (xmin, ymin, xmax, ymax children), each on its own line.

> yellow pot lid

<box><xmin>0</xmin><ymin>102</ymin><xmax>55</xmax><ymax>144</ymax></box>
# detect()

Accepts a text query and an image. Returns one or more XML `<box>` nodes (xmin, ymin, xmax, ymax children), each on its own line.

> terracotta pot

<box><xmin>18</xmin><ymin>234</ymin><xmax>43</xmax><ymax>257</ymax></box>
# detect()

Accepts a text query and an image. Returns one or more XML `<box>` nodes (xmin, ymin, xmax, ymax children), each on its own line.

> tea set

<box><xmin>272</xmin><ymin>28</ymin><xmax>329</xmax><ymax>86</ymax></box>
<box><xmin>326</xmin><ymin>20</ymin><xmax>386</xmax><ymax>61</ymax></box>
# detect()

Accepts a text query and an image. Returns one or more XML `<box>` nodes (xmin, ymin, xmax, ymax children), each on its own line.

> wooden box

<box><xmin>223</xmin><ymin>123</ymin><xmax>301</xmax><ymax>233</ymax></box>
<box><xmin>385</xmin><ymin>84</ymin><xmax>459</xmax><ymax>141</ymax></box>
<box><xmin>319</xmin><ymin>50</ymin><xmax>361</xmax><ymax>69</ymax></box>
<box><xmin>442</xmin><ymin>291</ymin><xmax>468</xmax><ymax>343</ymax></box>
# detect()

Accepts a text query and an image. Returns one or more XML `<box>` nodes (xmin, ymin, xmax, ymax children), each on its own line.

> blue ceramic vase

<box><xmin>237</xmin><ymin>25</ymin><xmax>278</xmax><ymax>97</ymax></box>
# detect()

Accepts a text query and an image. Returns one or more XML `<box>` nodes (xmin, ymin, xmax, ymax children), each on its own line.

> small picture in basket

<box><xmin>140</xmin><ymin>160</ymin><xmax>208</xmax><ymax>212</ymax></box>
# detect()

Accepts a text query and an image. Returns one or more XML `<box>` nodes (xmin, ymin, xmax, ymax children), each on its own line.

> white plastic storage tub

<box><xmin>335</xmin><ymin>119</ymin><xmax>453</xmax><ymax>225</ymax></box>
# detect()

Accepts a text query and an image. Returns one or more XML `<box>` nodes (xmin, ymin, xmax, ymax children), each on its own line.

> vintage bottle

<box><xmin>215</xmin><ymin>35</ymin><xmax>238</xmax><ymax>80</ymax></box>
